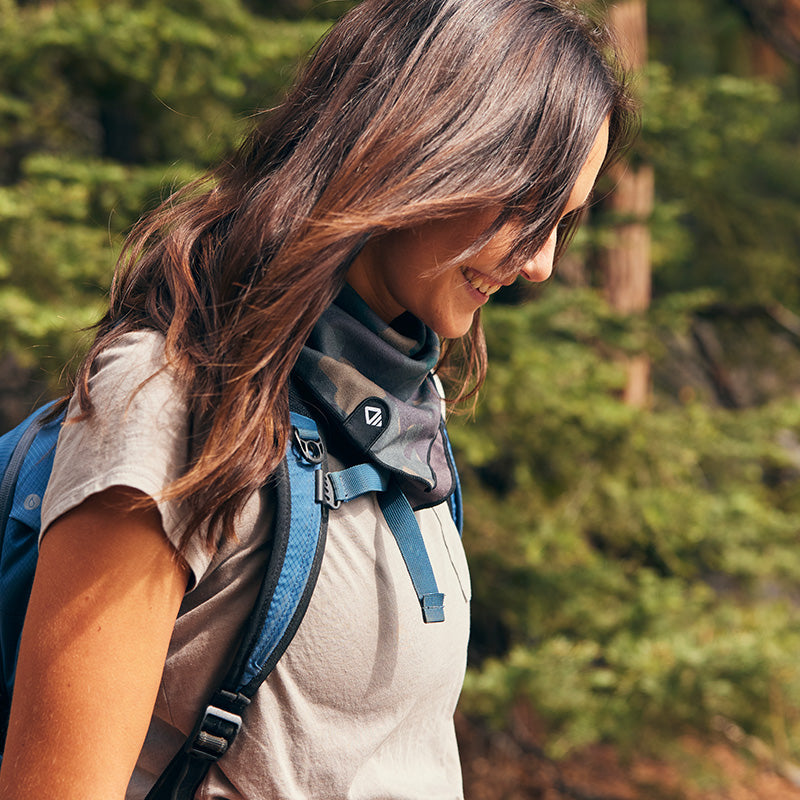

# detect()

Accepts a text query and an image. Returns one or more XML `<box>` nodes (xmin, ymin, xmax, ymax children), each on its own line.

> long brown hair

<box><xmin>74</xmin><ymin>0</ymin><xmax>637</xmax><ymax>551</ymax></box>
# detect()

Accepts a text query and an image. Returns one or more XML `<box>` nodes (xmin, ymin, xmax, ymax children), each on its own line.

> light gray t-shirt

<box><xmin>41</xmin><ymin>331</ymin><xmax>471</xmax><ymax>800</ymax></box>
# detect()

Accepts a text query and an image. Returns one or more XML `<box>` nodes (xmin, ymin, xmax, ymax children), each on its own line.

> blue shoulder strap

<box><xmin>0</xmin><ymin>400</ymin><xmax>331</xmax><ymax>794</ymax></box>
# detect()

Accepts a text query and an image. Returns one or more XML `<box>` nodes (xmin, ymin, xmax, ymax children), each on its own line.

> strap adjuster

<box><xmin>315</xmin><ymin>470</ymin><xmax>341</xmax><ymax>509</ymax></box>
<box><xmin>187</xmin><ymin>704</ymin><xmax>243</xmax><ymax>760</ymax></box>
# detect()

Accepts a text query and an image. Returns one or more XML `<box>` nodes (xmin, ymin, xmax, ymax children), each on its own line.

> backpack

<box><xmin>0</xmin><ymin>390</ymin><xmax>462</xmax><ymax>800</ymax></box>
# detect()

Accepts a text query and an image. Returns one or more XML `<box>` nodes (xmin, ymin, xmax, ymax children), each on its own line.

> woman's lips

<box><xmin>462</xmin><ymin>266</ymin><xmax>503</xmax><ymax>296</ymax></box>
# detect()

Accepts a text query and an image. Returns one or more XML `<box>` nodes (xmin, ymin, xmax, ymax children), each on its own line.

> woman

<box><xmin>0</xmin><ymin>0</ymin><xmax>636</xmax><ymax>797</ymax></box>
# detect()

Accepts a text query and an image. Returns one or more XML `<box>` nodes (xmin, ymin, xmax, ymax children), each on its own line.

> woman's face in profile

<box><xmin>347</xmin><ymin>119</ymin><xmax>609</xmax><ymax>338</ymax></box>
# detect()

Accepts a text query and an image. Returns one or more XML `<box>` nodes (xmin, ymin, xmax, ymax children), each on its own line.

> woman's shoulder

<box><xmin>90</xmin><ymin>328</ymin><xmax>170</xmax><ymax>385</ymax></box>
<box><xmin>60</xmin><ymin>328</ymin><xmax>189</xmax><ymax>487</ymax></box>
<box><xmin>41</xmin><ymin>328</ymin><xmax>208</xmax><ymax>576</ymax></box>
<box><xmin>82</xmin><ymin>329</ymin><xmax>187</xmax><ymax>421</ymax></box>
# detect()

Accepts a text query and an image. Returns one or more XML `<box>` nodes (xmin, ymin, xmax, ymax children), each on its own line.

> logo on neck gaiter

<box><xmin>345</xmin><ymin>397</ymin><xmax>391</xmax><ymax>449</ymax></box>
<box><xmin>364</xmin><ymin>405</ymin><xmax>383</xmax><ymax>427</ymax></box>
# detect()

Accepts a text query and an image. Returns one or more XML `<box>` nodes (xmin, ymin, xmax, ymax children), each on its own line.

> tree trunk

<box><xmin>603</xmin><ymin>162</ymin><xmax>653</xmax><ymax>315</ymax></box>
<box><xmin>603</xmin><ymin>0</ymin><xmax>653</xmax><ymax>408</ymax></box>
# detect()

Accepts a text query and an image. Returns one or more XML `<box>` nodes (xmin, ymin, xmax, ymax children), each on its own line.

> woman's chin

<box><xmin>430</xmin><ymin>313</ymin><xmax>478</xmax><ymax>340</ymax></box>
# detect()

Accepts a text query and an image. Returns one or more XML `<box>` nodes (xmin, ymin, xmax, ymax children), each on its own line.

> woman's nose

<box><xmin>518</xmin><ymin>228</ymin><xmax>557</xmax><ymax>283</ymax></box>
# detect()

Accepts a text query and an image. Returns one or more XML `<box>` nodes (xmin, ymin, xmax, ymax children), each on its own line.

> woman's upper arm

<box><xmin>0</xmin><ymin>486</ymin><xmax>189</xmax><ymax>800</ymax></box>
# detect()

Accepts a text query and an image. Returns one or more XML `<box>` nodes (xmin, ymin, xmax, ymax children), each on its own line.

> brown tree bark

<box><xmin>603</xmin><ymin>0</ymin><xmax>653</xmax><ymax>408</ymax></box>
<box><xmin>603</xmin><ymin>163</ymin><xmax>653</xmax><ymax>316</ymax></box>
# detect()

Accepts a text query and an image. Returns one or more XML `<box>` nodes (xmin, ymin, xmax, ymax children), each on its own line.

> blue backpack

<box><xmin>0</xmin><ymin>393</ymin><xmax>462</xmax><ymax>799</ymax></box>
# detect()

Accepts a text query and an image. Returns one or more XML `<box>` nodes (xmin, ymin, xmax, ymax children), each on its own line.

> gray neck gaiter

<box><xmin>293</xmin><ymin>285</ymin><xmax>455</xmax><ymax>510</ymax></box>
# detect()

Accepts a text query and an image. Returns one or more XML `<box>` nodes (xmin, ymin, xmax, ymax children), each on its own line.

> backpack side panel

<box><xmin>0</xmin><ymin>404</ymin><xmax>63</xmax><ymax>738</ymax></box>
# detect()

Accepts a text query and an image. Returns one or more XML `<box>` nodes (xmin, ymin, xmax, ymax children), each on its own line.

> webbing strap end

<box><xmin>421</xmin><ymin>593</ymin><xmax>445</xmax><ymax>623</ymax></box>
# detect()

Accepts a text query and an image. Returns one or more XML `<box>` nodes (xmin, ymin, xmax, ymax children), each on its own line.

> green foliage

<box><xmin>0</xmin><ymin>1</ymin><xmax>328</xmax><ymax>170</ymax></box>
<box><xmin>458</xmin><ymin>3</ymin><xmax>800</xmax><ymax>752</ymax></box>
<box><xmin>0</xmin><ymin>0</ymin><xmax>328</xmax><ymax>385</ymax></box>
<box><xmin>454</xmin><ymin>296</ymin><xmax>800</xmax><ymax>756</ymax></box>
<box><xmin>641</xmin><ymin>63</ymin><xmax>800</xmax><ymax>309</ymax></box>
<box><xmin>0</xmin><ymin>153</ymin><xmax>197</xmax><ymax>369</ymax></box>
<box><xmin>243</xmin><ymin>0</ymin><xmax>360</xmax><ymax>19</ymax></box>
<box><xmin>648</xmin><ymin>0</ymin><xmax>749</xmax><ymax>79</ymax></box>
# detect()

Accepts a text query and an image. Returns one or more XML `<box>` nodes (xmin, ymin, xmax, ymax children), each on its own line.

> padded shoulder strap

<box><xmin>145</xmin><ymin>410</ymin><xmax>329</xmax><ymax>800</ymax></box>
<box><xmin>229</xmin><ymin>411</ymin><xmax>329</xmax><ymax>695</ymax></box>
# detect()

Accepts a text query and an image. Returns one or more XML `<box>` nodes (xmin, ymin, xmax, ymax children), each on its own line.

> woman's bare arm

<box><xmin>0</xmin><ymin>486</ymin><xmax>189</xmax><ymax>800</ymax></box>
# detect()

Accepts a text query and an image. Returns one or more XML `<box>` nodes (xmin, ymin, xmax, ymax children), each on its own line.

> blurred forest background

<box><xmin>2</xmin><ymin>0</ymin><xmax>800</xmax><ymax>796</ymax></box>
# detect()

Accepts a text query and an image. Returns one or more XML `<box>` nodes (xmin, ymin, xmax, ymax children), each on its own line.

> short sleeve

<box><xmin>41</xmin><ymin>330</ymin><xmax>213</xmax><ymax>584</ymax></box>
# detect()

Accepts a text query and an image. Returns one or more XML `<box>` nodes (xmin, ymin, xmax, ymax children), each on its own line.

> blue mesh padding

<box><xmin>240</xmin><ymin>413</ymin><xmax>323</xmax><ymax>687</ymax></box>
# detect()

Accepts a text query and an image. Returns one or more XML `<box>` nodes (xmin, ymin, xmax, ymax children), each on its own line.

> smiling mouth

<box><xmin>462</xmin><ymin>267</ymin><xmax>503</xmax><ymax>296</ymax></box>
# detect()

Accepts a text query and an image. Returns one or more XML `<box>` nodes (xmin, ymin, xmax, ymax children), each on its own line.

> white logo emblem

<box><xmin>364</xmin><ymin>405</ymin><xmax>383</xmax><ymax>427</ymax></box>
<box><xmin>23</xmin><ymin>493</ymin><xmax>41</xmax><ymax>511</ymax></box>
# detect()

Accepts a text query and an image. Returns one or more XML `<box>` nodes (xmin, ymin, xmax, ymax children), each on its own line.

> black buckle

<box><xmin>187</xmin><ymin>704</ymin><xmax>243</xmax><ymax>761</ymax></box>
